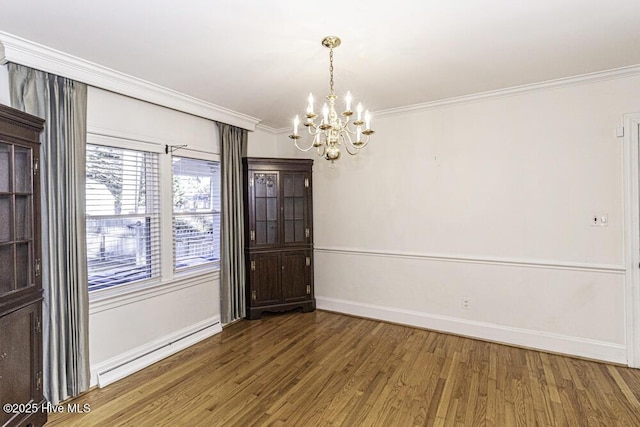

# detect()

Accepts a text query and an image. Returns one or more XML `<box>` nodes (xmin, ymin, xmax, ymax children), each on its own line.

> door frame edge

<box><xmin>623</xmin><ymin>112</ymin><xmax>640</xmax><ymax>368</ymax></box>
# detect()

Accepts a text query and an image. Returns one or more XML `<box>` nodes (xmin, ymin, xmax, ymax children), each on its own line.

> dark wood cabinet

<box><xmin>281</xmin><ymin>250</ymin><xmax>313</xmax><ymax>304</ymax></box>
<box><xmin>0</xmin><ymin>104</ymin><xmax>46</xmax><ymax>427</ymax></box>
<box><xmin>243</xmin><ymin>158</ymin><xmax>315</xmax><ymax>320</ymax></box>
<box><xmin>249</xmin><ymin>252</ymin><xmax>281</xmax><ymax>307</ymax></box>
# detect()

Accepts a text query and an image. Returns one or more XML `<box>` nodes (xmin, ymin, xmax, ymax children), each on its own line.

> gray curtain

<box><xmin>218</xmin><ymin>122</ymin><xmax>247</xmax><ymax>324</ymax></box>
<box><xmin>8</xmin><ymin>63</ymin><xmax>90</xmax><ymax>404</ymax></box>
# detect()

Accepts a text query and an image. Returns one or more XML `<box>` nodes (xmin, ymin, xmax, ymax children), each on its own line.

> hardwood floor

<box><xmin>47</xmin><ymin>310</ymin><xmax>640</xmax><ymax>426</ymax></box>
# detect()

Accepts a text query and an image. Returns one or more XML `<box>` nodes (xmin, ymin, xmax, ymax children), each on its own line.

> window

<box><xmin>172</xmin><ymin>157</ymin><xmax>221</xmax><ymax>271</ymax></box>
<box><xmin>85</xmin><ymin>144</ymin><xmax>220</xmax><ymax>293</ymax></box>
<box><xmin>85</xmin><ymin>144</ymin><xmax>160</xmax><ymax>291</ymax></box>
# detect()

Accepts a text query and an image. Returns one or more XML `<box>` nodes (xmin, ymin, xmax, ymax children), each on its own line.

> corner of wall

<box><xmin>247</xmin><ymin>126</ymin><xmax>278</xmax><ymax>157</ymax></box>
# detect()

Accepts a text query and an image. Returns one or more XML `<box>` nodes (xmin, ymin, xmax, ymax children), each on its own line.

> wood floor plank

<box><xmin>46</xmin><ymin>311</ymin><xmax>640</xmax><ymax>426</ymax></box>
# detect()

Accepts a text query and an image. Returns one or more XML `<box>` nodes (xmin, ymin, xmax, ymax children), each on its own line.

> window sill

<box><xmin>89</xmin><ymin>268</ymin><xmax>220</xmax><ymax>315</ymax></box>
<box><xmin>173</xmin><ymin>260</ymin><xmax>220</xmax><ymax>279</ymax></box>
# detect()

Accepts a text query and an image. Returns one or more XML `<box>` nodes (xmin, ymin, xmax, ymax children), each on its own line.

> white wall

<box><xmin>248</xmin><ymin>126</ymin><xmax>278</xmax><ymax>157</ymax></box>
<box><xmin>88</xmin><ymin>87</ymin><xmax>220</xmax><ymax>153</ymax></box>
<box><xmin>277</xmin><ymin>74</ymin><xmax>640</xmax><ymax>364</ymax></box>
<box><xmin>87</xmin><ymin>87</ymin><xmax>222</xmax><ymax>386</ymax></box>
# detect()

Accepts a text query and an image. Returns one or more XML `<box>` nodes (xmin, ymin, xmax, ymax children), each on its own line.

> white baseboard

<box><xmin>91</xmin><ymin>316</ymin><xmax>222</xmax><ymax>388</ymax></box>
<box><xmin>317</xmin><ymin>297</ymin><xmax>627</xmax><ymax>365</ymax></box>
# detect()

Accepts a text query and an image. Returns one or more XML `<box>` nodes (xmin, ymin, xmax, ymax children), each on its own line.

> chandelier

<box><xmin>289</xmin><ymin>36</ymin><xmax>374</xmax><ymax>163</ymax></box>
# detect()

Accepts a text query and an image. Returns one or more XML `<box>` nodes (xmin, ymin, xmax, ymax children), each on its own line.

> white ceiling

<box><xmin>0</xmin><ymin>0</ymin><xmax>639</xmax><ymax>129</ymax></box>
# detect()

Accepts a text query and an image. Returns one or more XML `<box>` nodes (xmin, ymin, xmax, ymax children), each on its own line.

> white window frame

<box><xmin>86</xmin><ymin>134</ymin><xmax>221</xmax><ymax>303</ymax></box>
<box><xmin>85</xmin><ymin>142</ymin><xmax>161</xmax><ymax>292</ymax></box>
<box><xmin>170</xmin><ymin>151</ymin><xmax>221</xmax><ymax>279</ymax></box>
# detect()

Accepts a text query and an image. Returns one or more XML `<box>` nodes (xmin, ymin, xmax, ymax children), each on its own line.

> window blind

<box><xmin>172</xmin><ymin>156</ymin><xmax>220</xmax><ymax>271</ymax></box>
<box><xmin>86</xmin><ymin>144</ymin><xmax>161</xmax><ymax>291</ymax></box>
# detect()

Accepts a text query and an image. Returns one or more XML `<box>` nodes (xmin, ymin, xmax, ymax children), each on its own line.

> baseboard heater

<box><xmin>96</xmin><ymin>320</ymin><xmax>221</xmax><ymax>388</ymax></box>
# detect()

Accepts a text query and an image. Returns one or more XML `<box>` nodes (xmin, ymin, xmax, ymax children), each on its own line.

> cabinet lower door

<box><xmin>249</xmin><ymin>253</ymin><xmax>281</xmax><ymax>306</ymax></box>
<box><xmin>281</xmin><ymin>250</ymin><xmax>311</xmax><ymax>303</ymax></box>
<box><xmin>0</xmin><ymin>302</ymin><xmax>45</xmax><ymax>427</ymax></box>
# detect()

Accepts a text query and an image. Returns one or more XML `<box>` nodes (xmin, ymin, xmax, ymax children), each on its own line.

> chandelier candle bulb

<box><xmin>307</xmin><ymin>94</ymin><xmax>314</xmax><ymax>114</ymax></box>
<box><xmin>293</xmin><ymin>115</ymin><xmax>299</xmax><ymax>135</ymax></box>
<box><xmin>288</xmin><ymin>36</ymin><xmax>374</xmax><ymax>162</ymax></box>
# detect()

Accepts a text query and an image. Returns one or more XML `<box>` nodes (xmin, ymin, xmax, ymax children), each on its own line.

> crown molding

<box><xmin>375</xmin><ymin>64</ymin><xmax>640</xmax><ymax>119</ymax></box>
<box><xmin>255</xmin><ymin>123</ymin><xmax>279</xmax><ymax>134</ymax></box>
<box><xmin>268</xmin><ymin>63</ymin><xmax>640</xmax><ymax>133</ymax></box>
<box><xmin>0</xmin><ymin>31</ymin><xmax>260</xmax><ymax>131</ymax></box>
<box><xmin>270</xmin><ymin>125</ymin><xmax>295</xmax><ymax>135</ymax></box>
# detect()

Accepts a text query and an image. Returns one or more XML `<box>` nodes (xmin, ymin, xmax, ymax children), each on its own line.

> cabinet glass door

<box><xmin>282</xmin><ymin>172</ymin><xmax>307</xmax><ymax>244</ymax></box>
<box><xmin>0</xmin><ymin>143</ymin><xmax>34</xmax><ymax>296</ymax></box>
<box><xmin>252</xmin><ymin>172</ymin><xmax>279</xmax><ymax>246</ymax></box>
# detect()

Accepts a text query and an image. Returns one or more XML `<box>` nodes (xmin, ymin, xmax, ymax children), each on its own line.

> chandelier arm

<box><xmin>338</xmin><ymin>132</ymin><xmax>356</xmax><ymax>156</ymax></box>
<box><xmin>340</xmin><ymin>127</ymin><xmax>371</xmax><ymax>150</ymax></box>
<box><xmin>342</xmin><ymin>124</ymin><xmax>359</xmax><ymax>135</ymax></box>
<box><xmin>293</xmin><ymin>138</ymin><xmax>319</xmax><ymax>152</ymax></box>
<box><xmin>333</xmin><ymin>120</ymin><xmax>346</xmax><ymax>133</ymax></box>
<box><xmin>336</xmin><ymin>116</ymin><xmax>349</xmax><ymax>131</ymax></box>
<box><xmin>343</xmin><ymin>142</ymin><xmax>359</xmax><ymax>153</ymax></box>
<box><xmin>345</xmin><ymin>147</ymin><xmax>360</xmax><ymax>156</ymax></box>
<box><xmin>342</xmin><ymin>133</ymin><xmax>360</xmax><ymax>156</ymax></box>
<box><xmin>317</xmin><ymin>141</ymin><xmax>327</xmax><ymax>157</ymax></box>
<box><xmin>354</xmin><ymin>134</ymin><xmax>372</xmax><ymax>150</ymax></box>
<box><xmin>344</xmin><ymin>144</ymin><xmax>360</xmax><ymax>156</ymax></box>
<box><xmin>307</xmin><ymin>124</ymin><xmax>321</xmax><ymax>136</ymax></box>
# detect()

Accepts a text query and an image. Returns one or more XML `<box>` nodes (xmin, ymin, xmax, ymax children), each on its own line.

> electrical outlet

<box><xmin>591</xmin><ymin>214</ymin><xmax>608</xmax><ymax>227</ymax></box>
<box><xmin>461</xmin><ymin>297</ymin><xmax>470</xmax><ymax>310</ymax></box>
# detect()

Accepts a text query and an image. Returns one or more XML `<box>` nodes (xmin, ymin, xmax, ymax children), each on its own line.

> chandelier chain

<box><xmin>329</xmin><ymin>48</ymin><xmax>334</xmax><ymax>94</ymax></box>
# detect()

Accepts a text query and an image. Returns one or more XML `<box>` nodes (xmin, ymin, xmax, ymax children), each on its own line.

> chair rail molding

<box><xmin>314</xmin><ymin>246</ymin><xmax>626</xmax><ymax>275</ymax></box>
